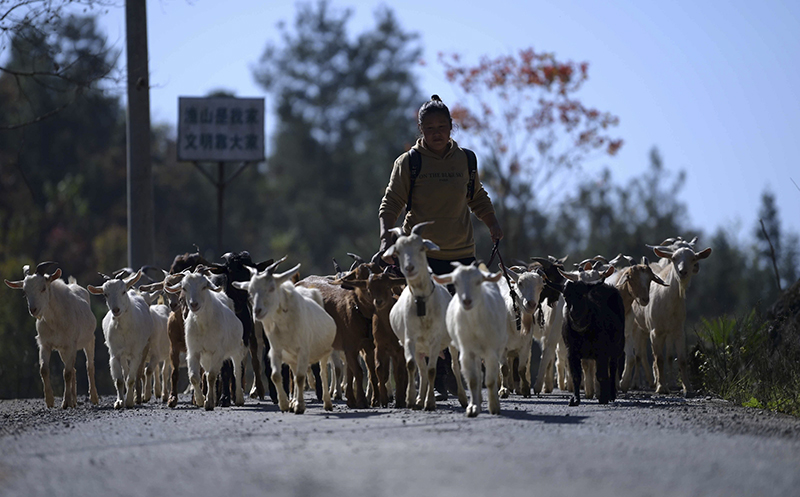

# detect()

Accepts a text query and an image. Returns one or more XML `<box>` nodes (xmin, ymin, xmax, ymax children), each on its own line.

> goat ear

<box><xmin>558</xmin><ymin>268</ymin><xmax>579</xmax><ymax>282</ymax></box>
<box><xmin>164</xmin><ymin>284</ymin><xmax>182</xmax><ymax>294</ymax></box>
<box><xmin>389</xmin><ymin>277</ymin><xmax>407</xmax><ymax>288</ymax></box>
<box><xmin>139</xmin><ymin>282</ymin><xmax>165</xmax><ymax>293</ymax></box>
<box><xmin>206</xmin><ymin>263</ymin><xmax>226</xmax><ymax>274</ymax></box>
<box><xmin>382</xmin><ymin>245</ymin><xmax>397</xmax><ymax>262</ymax></box>
<box><xmin>651</xmin><ymin>272</ymin><xmax>668</xmax><ymax>286</ymax></box>
<box><xmin>432</xmin><ymin>273</ymin><xmax>453</xmax><ymax>286</ymax></box>
<box><xmin>4</xmin><ymin>279</ymin><xmax>23</xmax><ymax>289</ymax></box>
<box><xmin>503</xmin><ymin>266</ymin><xmax>520</xmax><ymax>283</ymax></box>
<box><xmin>602</xmin><ymin>266</ymin><xmax>615</xmax><ymax>278</ymax></box>
<box><xmin>231</xmin><ymin>281</ymin><xmax>249</xmax><ymax>291</ymax></box>
<box><xmin>275</xmin><ymin>263</ymin><xmax>301</xmax><ymax>285</ymax></box>
<box><xmin>87</xmin><ymin>285</ymin><xmax>104</xmax><ymax>295</ymax></box>
<box><xmin>652</xmin><ymin>247</ymin><xmax>673</xmax><ymax>259</ymax></box>
<box><xmin>331</xmin><ymin>277</ymin><xmax>366</xmax><ymax>289</ymax></box>
<box><xmin>695</xmin><ymin>247</ymin><xmax>712</xmax><ymax>261</ymax></box>
<box><xmin>255</xmin><ymin>259</ymin><xmax>275</xmax><ymax>272</ymax></box>
<box><xmin>48</xmin><ymin>268</ymin><xmax>62</xmax><ymax>282</ymax></box>
<box><xmin>125</xmin><ymin>270</ymin><xmax>142</xmax><ymax>290</ymax></box>
<box><xmin>484</xmin><ymin>271</ymin><xmax>503</xmax><ymax>283</ymax></box>
<box><xmin>422</xmin><ymin>239</ymin><xmax>440</xmax><ymax>252</ymax></box>
<box><xmin>337</xmin><ymin>268</ymin><xmax>358</xmax><ymax>281</ymax></box>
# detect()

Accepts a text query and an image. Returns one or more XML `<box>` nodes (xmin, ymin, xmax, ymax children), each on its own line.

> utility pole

<box><xmin>125</xmin><ymin>0</ymin><xmax>154</xmax><ymax>269</ymax></box>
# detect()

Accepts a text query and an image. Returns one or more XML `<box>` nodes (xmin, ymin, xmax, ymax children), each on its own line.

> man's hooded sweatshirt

<box><xmin>379</xmin><ymin>138</ymin><xmax>496</xmax><ymax>261</ymax></box>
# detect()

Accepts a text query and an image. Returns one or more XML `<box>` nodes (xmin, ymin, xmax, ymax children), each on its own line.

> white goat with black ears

<box><xmin>165</xmin><ymin>267</ymin><xmax>246</xmax><ymax>410</ymax></box>
<box><xmin>434</xmin><ymin>262</ymin><xmax>507</xmax><ymax>417</ymax></box>
<box><xmin>383</xmin><ymin>221</ymin><xmax>468</xmax><ymax>411</ymax></box>
<box><xmin>233</xmin><ymin>257</ymin><xmax>336</xmax><ymax>414</ymax></box>
<box><xmin>88</xmin><ymin>270</ymin><xmax>152</xmax><ymax>409</ymax></box>
<box><xmin>5</xmin><ymin>262</ymin><xmax>99</xmax><ymax>408</ymax></box>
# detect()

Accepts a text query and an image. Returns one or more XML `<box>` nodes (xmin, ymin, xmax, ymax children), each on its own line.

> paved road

<box><xmin>1</xmin><ymin>391</ymin><xmax>799</xmax><ymax>497</ymax></box>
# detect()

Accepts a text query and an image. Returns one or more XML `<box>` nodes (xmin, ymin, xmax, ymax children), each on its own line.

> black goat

<box><xmin>560</xmin><ymin>275</ymin><xmax>625</xmax><ymax>406</ymax></box>
<box><xmin>206</xmin><ymin>251</ymin><xmax>278</xmax><ymax>405</ymax></box>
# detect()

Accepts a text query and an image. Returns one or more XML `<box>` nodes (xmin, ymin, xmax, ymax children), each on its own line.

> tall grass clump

<box><xmin>693</xmin><ymin>310</ymin><xmax>800</xmax><ymax>416</ymax></box>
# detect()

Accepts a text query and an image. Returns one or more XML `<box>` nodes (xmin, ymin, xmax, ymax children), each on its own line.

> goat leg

<box><xmin>567</xmin><ymin>351</ymin><xmax>582</xmax><ymax>407</ymax></box>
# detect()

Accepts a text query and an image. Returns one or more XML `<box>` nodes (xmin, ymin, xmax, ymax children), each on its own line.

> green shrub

<box><xmin>694</xmin><ymin>310</ymin><xmax>800</xmax><ymax>417</ymax></box>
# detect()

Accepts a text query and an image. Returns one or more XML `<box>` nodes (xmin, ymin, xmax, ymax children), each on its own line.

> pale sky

<box><xmin>95</xmin><ymin>0</ymin><xmax>800</xmax><ymax>242</ymax></box>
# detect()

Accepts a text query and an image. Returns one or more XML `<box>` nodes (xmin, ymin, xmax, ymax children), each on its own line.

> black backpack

<box><xmin>406</xmin><ymin>148</ymin><xmax>477</xmax><ymax>211</ymax></box>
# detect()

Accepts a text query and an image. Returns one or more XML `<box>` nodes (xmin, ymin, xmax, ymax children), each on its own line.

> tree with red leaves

<box><xmin>439</xmin><ymin>48</ymin><xmax>622</xmax><ymax>257</ymax></box>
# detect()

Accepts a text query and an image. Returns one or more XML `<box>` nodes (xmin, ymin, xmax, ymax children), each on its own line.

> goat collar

<box><xmin>409</xmin><ymin>277</ymin><xmax>436</xmax><ymax>317</ymax></box>
<box><xmin>408</xmin><ymin>277</ymin><xmax>436</xmax><ymax>301</ymax></box>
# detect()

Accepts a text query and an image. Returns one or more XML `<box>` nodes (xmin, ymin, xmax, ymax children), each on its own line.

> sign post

<box><xmin>177</xmin><ymin>97</ymin><xmax>266</xmax><ymax>255</ymax></box>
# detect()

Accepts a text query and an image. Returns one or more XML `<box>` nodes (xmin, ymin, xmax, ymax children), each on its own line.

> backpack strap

<box><xmin>464</xmin><ymin>148</ymin><xmax>477</xmax><ymax>201</ymax></box>
<box><xmin>407</xmin><ymin>148</ymin><xmax>422</xmax><ymax>211</ymax></box>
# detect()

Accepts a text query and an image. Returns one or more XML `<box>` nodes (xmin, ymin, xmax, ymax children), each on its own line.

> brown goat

<box><xmin>336</xmin><ymin>270</ymin><xmax>409</xmax><ymax>408</ymax></box>
<box><xmin>611</xmin><ymin>259</ymin><xmax>667</xmax><ymax>392</ymax></box>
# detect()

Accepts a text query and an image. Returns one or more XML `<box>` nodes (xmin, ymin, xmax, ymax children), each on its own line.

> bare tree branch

<box><xmin>0</xmin><ymin>90</ymin><xmax>77</xmax><ymax>130</ymax></box>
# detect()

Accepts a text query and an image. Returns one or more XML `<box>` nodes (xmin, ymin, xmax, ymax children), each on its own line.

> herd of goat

<box><xmin>4</xmin><ymin>223</ymin><xmax>712</xmax><ymax>416</ymax></box>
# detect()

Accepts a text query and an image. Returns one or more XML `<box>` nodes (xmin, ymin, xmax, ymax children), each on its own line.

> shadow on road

<box><xmin>502</xmin><ymin>409</ymin><xmax>588</xmax><ymax>424</ymax></box>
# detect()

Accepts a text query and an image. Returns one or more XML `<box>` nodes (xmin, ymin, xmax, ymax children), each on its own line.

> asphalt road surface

<box><xmin>1</xmin><ymin>390</ymin><xmax>799</xmax><ymax>497</ymax></box>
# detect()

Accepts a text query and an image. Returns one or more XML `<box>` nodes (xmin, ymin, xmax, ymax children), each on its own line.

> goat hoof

<box><xmin>466</xmin><ymin>405</ymin><xmax>479</xmax><ymax>417</ymax></box>
<box><xmin>167</xmin><ymin>396</ymin><xmax>178</xmax><ymax>408</ymax></box>
<box><xmin>499</xmin><ymin>388</ymin><xmax>509</xmax><ymax>399</ymax></box>
<box><xmin>220</xmin><ymin>396</ymin><xmax>231</xmax><ymax>408</ymax></box>
<box><xmin>568</xmin><ymin>397</ymin><xmax>580</xmax><ymax>407</ymax></box>
<box><xmin>114</xmin><ymin>400</ymin><xmax>124</xmax><ymax>409</ymax></box>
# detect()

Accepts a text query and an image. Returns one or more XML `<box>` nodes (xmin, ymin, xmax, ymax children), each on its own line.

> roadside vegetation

<box><xmin>693</xmin><ymin>280</ymin><xmax>800</xmax><ymax>416</ymax></box>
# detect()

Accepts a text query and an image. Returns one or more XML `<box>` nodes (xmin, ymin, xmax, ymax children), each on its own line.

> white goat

<box><xmin>5</xmin><ymin>262</ymin><xmax>99</xmax><ymax>408</ymax></box>
<box><xmin>434</xmin><ymin>262</ymin><xmax>507</xmax><ymax>417</ymax></box>
<box><xmin>631</xmin><ymin>240</ymin><xmax>712</xmax><ymax>395</ymax></box>
<box><xmin>497</xmin><ymin>266</ymin><xmax>544</xmax><ymax>398</ymax></box>
<box><xmin>383</xmin><ymin>222</ymin><xmax>467</xmax><ymax>410</ymax></box>
<box><xmin>141</xmin><ymin>294</ymin><xmax>171</xmax><ymax>403</ymax></box>
<box><xmin>88</xmin><ymin>270</ymin><xmax>153</xmax><ymax>409</ymax></box>
<box><xmin>233</xmin><ymin>258</ymin><xmax>336</xmax><ymax>414</ymax></box>
<box><xmin>165</xmin><ymin>269</ymin><xmax>246</xmax><ymax>410</ymax></box>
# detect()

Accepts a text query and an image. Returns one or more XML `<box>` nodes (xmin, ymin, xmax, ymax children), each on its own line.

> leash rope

<box><xmin>488</xmin><ymin>240</ymin><xmax>521</xmax><ymax>331</ymax></box>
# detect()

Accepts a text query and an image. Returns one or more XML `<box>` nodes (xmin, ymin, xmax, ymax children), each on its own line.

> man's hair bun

<box><xmin>430</xmin><ymin>94</ymin><xmax>442</xmax><ymax>102</ymax></box>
